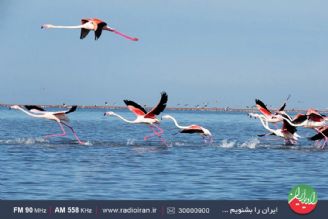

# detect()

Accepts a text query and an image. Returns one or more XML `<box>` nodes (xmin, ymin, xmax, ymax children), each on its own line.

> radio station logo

<box><xmin>288</xmin><ymin>184</ymin><xmax>317</xmax><ymax>215</ymax></box>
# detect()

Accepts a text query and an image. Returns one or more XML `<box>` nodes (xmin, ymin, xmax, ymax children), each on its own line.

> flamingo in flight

<box><xmin>277</xmin><ymin>109</ymin><xmax>328</xmax><ymax>148</ymax></box>
<box><xmin>10</xmin><ymin>105</ymin><xmax>85</xmax><ymax>144</ymax></box>
<box><xmin>278</xmin><ymin>109</ymin><xmax>326</xmax><ymax>128</ymax></box>
<box><xmin>41</xmin><ymin>18</ymin><xmax>138</xmax><ymax>41</ymax></box>
<box><xmin>308</xmin><ymin>126</ymin><xmax>328</xmax><ymax>149</ymax></box>
<box><xmin>104</xmin><ymin>92</ymin><xmax>168</xmax><ymax>143</ymax></box>
<box><xmin>249</xmin><ymin>95</ymin><xmax>291</xmax><ymax>123</ymax></box>
<box><xmin>257</xmin><ymin>115</ymin><xmax>300</xmax><ymax>145</ymax></box>
<box><xmin>161</xmin><ymin>114</ymin><xmax>213</xmax><ymax>142</ymax></box>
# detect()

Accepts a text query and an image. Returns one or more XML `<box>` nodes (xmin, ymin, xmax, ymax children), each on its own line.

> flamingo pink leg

<box><xmin>44</xmin><ymin>122</ymin><xmax>67</xmax><ymax>139</ymax></box>
<box><xmin>153</xmin><ymin>124</ymin><xmax>164</xmax><ymax>135</ymax></box>
<box><xmin>321</xmin><ymin>137</ymin><xmax>327</xmax><ymax>149</ymax></box>
<box><xmin>314</xmin><ymin>128</ymin><xmax>328</xmax><ymax>149</ymax></box>
<box><xmin>143</xmin><ymin>125</ymin><xmax>168</xmax><ymax>146</ymax></box>
<box><xmin>152</xmin><ymin>124</ymin><xmax>169</xmax><ymax>146</ymax></box>
<box><xmin>62</xmin><ymin>122</ymin><xmax>85</xmax><ymax>145</ymax></box>
<box><xmin>144</xmin><ymin>126</ymin><xmax>159</xmax><ymax>141</ymax></box>
<box><xmin>113</xmin><ymin>30</ymin><xmax>138</xmax><ymax>41</ymax></box>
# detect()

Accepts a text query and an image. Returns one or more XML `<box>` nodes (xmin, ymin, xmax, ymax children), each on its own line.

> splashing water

<box><xmin>174</xmin><ymin>142</ymin><xmax>186</xmax><ymax>146</ymax></box>
<box><xmin>0</xmin><ymin>137</ymin><xmax>48</xmax><ymax>145</ymax></box>
<box><xmin>127</xmin><ymin>138</ymin><xmax>137</xmax><ymax>145</ymax></box>
<box><xmin>240</xmin><ymin>138</ymin><xmax>260</xmax><ymax>149</ymax></box>
<box><xmin>218</xmin><ymin>139</ymin><xmax>236</xmax><ymax>148</ymax></box>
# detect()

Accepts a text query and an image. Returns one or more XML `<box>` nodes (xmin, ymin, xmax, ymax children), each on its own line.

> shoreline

<box><xmin>1</xmin><ymin>104</ymin><xmax>327</xmax><ymax>113</ymax></box>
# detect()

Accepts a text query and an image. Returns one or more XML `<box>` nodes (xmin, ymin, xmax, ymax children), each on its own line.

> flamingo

<box><xmin>161</xmin><ymin>114</ymin><xmax>213</xmax><ymax>142</ymax></box>
<box><xmin>10</xmin><ymin>105</ymin><xmax>84</xmax><ymax>144</ymax></box>
<box><xmin>257</xmin><ymin>115</ymin><xmax>300</xmax><ymax>145</ymax></box>
<box><xmin>278</xmin><ymin>110</ymin><xmax>326</xmax><ymax>128</ymax></box>
<box><xmin>41</xmin><ymin>18</ymin><xmax>138</xmax><ymax>41</ymax></box>
<box><xmin>308</xmin><ymin>126</ymin><xmax>328</xmax><ymax>149</ymax></box>
<box><xmin>277</xmin><ymin>110</ymin><xmax>328</xmax><ymax>148</ymax></box>
<box><xmin>251</xmin><ymin>96</ymin><xmax>291</xmax><ymax>123</ymax></box>
<box><xmin>104</xmin><ymin>92</ymin><xmax>168</xmax><ymax>142</ymax></box>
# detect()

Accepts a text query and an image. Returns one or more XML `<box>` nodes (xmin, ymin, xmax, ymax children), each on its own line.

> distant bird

<box><xmin>162</xmin><ymin>114</ymin><xmax>212</xmax><ymax>142</ymax></box>
<box><xmin>308</xmin><ymin>126</ymin><xmax>328</xmax><ymax>149</ymax></box>
<box><xmin>104</xmin><ymin>92</ymin><xmax>168</xmax><ymax>142</ymax></box>
<box><xmin>253</xmin><ymin>95</ymin><xmax>291</xmax><ymax>123</ymax></box>
<box><xmin>257</xmin><ymin>115</ymin><xmax>300</xmax><ymax>145</ymax></box>
<box><xmin>10</xmin><ymin>105</ymin><xmax>84</xmax><ymax>144</ymax></box>
<box><xmin>41</xmin><ymin>18</ymin><xmax>138</xmax><ymax>41</ymax></box>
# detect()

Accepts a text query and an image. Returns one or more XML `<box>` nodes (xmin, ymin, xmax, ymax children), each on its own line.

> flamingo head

<box><xmin>10</xmin><ymin>105</ymin><xmax>20</xmax><ymax>110</ymax></box>
<box><xmin>104</xmin><ymin>111</ymin><xmax>115</xmax><ymax>116</ymax></box>
<box><xmin>41</xmin><ymin>24</ymin><xmax>54</xmax><ymax>29</ymax></box>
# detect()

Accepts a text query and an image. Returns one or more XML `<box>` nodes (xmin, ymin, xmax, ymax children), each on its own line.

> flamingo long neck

<box><xmin>283</xmin><ymin>117</ymin><xmax>303</xmax><ymax>127</ymax></box>
<box><xmin>258</xmin><ymin>116</ymin><xmax>275</xmax><ymax>134</ymax></box>
<box><xmin>112</xmin><ymin>113</ymin><xmax>135</xmax><ymax>124</ymax></box>
<box><xmin>48</xmin><ymin>24</ymin><xmax>84</xmax><ymax>29</ymax></box>
<box><xmin>16</xmin><ymin>106</ymin><xmax>45</xmax><ymax>118</ymax></box>
<box><xmin>166</xmin><ymin>116</ymin><xmax>186</xmax><ymax>129</ymax></box>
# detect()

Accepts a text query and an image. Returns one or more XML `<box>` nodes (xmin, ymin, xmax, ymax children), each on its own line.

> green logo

<box><xmin>288</xmin><ymin>184</ymin><xmax>317</xmax><ymax>215</ymax></box>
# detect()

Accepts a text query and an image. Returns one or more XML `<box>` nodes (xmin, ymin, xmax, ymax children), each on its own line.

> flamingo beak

<box><xmin>103</xmin><ymin>112</ymin><xmax>107</xmax><ymax>116</ymax></box>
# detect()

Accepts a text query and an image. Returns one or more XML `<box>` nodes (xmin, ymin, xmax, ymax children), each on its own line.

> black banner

<box><xmin>0</xmin><ymin>200</ymin><xmax>326</xmax><ymax>219</ymax></box>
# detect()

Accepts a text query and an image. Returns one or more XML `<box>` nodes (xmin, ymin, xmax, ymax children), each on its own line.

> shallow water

<box><xmin>0</xmin><ymin>108</ymin><xmax>327</xmax><ymax>200</ymax></box>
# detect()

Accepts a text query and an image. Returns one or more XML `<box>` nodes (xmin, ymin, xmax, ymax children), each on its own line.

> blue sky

<box><xmin>1</xmin><ymin>0</ymin><xmax>328</xmax><ymax>108</ymax></box>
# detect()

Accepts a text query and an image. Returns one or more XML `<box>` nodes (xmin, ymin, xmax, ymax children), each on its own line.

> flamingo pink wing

<box><xmin>308</xmin><ymin>113</ymin><xmax>324</xmax><ymax>122</ymax></box>
<box><xmin>189</xmin><ymin>125</ymin><xmax>202</xmax><ymax>130</ymax></box>
<box><xmin>255</xmin><ymin>99</ymin><xmax>272</xmax><ymax>116</ymax></box>
<box><xmin>124</xmin><ymin>100</ymin><xmax>147</xmax><ymax>116</ymax></box>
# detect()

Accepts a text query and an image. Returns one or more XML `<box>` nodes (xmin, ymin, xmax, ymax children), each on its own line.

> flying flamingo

<box><xmin>277</xmin><ymin>110</ymin><xmax>327</xmax><ymax>148</ymax></box>
<box><xmin>308</xmin><ymin>126</ymin><xmax>328</xmax><ymax>149</ymax></box>
<box><xmin>10</xmin><ymin>105</ymin><xmax>85</xmax><ymax>144</ymax></box>
<box><xmin>41</xmin><ymin>18</ymin><xmax>138</xmax><ymax>41</ymax></box>
<box><xmin>104</xmin><ymin>92</ymin><xmax>168</xmax><ymax>143</ymax></box>
<box><xmin>161</xmin><ymin>114</ymin><xmax>213</xmax><ymax>142</ymax></box>
<box><xmin>251</xmin><ymin>95</ymin><xmax>291</xmax><ymax>123</ymax></box>
<box><xmin>278</xmin><ymin>110</ymin><xmax>326</xmax><ymax>128</ymax></box>
<box><xmin>257</xmin><ymin>115</ymin><xmax>300</xmax><ymax>145</ymax></box>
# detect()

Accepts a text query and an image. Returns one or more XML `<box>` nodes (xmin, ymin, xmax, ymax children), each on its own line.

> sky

<box><xmin>0</xmin><ymin>0</ymin><xmax>328</xmax><ymax>109</ymax></box>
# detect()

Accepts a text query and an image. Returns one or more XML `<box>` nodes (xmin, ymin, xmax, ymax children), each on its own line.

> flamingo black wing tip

<box><xmin>255</xmin><ymin>99</ymin><xmax>263</xmax><ymax>104</ymax></box>
<box><xmin>24</xmin><ymin>105</ymin><xmax>46</xmax><ymax>111</ymax></box>
<box><xmin>65</xmin><ymin>105</ymin><xmax>78</xmax><ymax>114</ymax></box>
<box><xmin>123</xmin><ymin>100</ymin><xmax>130</xmax><ymax>105</ymax></box>
<box><xmin>160</xmin><ymin>91</ymin><xmax>168</xmax><ymax>101</ymax></box>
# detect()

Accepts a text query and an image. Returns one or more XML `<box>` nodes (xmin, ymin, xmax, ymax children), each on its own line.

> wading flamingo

<box><xmin>162</xmin><ymin>114</ymin><xmax>213</xmax><ymax>142</ymax></box>
<box><xmin>257</xmin><ymin>115</ymin><xmax>300</xmax><ymax>145</ymax></box>
<box><xmin>104</xmin><ymin>92</ymin><xmax>168</xmax><ymax>143</ymax></box>
<box><xmin>41</xmin><ymin>18</ymin><xmax>138</xmax><ymax>41</ymax></box>
<box><xmin>10</xmin><ymin>105</ymin><xmax>84</xmax><ymax>144</ymax></box>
